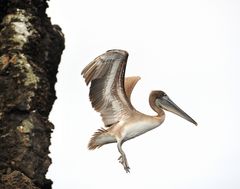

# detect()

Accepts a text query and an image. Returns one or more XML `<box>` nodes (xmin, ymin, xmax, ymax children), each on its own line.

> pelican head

<box><xmin>153</xmin><ymin>90</ymin><xmax>197</xmax><ymax>126</ymax></box>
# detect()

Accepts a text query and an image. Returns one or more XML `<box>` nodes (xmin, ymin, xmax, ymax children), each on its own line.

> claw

<box><xmin>118</xmin><ymin>155</ymin><xmax>130</xmax><ymax>173</ymax></box>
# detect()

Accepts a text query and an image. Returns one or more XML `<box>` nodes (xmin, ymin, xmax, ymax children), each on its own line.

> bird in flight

<box><xmin>82</xmin><ymin>49</ymin><xmax>197</xmax><ymax>172</ymax></box>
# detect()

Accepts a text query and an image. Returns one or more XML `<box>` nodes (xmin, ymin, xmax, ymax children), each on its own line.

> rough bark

<box><xmin>0</xmin><ymin>0</ymin><xmax>65</xmax><ymax>188</ymax></box>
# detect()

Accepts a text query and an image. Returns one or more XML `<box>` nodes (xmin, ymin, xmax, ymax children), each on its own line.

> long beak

<box><xmin>157</xmin><ymin>96</ymin><xmax>197</xmax><ymax>126</ymax></box>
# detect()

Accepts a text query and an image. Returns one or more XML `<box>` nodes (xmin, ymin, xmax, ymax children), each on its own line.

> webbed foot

<box><xmin>118</xmin><ymin>155</ymin><xmax>130</xmax><ymax>173</ymax></box>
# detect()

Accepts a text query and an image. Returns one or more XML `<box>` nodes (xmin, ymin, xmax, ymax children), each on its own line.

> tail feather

<box><xmin>88</xmin><ymin>128</ymin><xmax>116</xmax><ymax>150</ymax></box>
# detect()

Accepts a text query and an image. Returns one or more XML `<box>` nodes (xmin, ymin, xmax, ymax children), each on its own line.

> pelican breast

<box><xmin>121</xmin><ymin>112</ymin><xmax>165</xmax><ymax>141</ymax></box>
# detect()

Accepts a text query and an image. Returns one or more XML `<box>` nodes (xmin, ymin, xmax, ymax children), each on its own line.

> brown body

<box><xmin>88</xmin><ymin>108</ymin><xmax>165</xmax><ymax>150</ymax></box>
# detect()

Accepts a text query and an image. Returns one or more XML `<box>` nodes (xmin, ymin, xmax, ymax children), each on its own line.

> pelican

<box><xmin>82</xmin><ymin>49</ymin><xmax>197</xmax><ymax>172</ymax></box>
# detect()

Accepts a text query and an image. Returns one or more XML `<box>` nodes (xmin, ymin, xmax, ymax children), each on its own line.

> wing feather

<box><xmin>82</xmin><ymin>49</ymin><xmax>134</xmax><ymax>127</ymax></box>
<box><xmin>124</xmin><ymin>76</ymin><xmax>141</xmax><ymax>99</ymax></box>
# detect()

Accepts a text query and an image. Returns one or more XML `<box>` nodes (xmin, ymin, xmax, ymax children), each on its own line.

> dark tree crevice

<box><xmin>0</xmin><ymin>0</ymin><xmax>65</xmax><ymax>188</ymax></box>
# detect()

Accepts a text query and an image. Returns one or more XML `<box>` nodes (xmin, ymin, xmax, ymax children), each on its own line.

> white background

<box><xmin>46</xmin><ymin>0</ymin><xmax>240</xmax><ymax>188</ymax></box>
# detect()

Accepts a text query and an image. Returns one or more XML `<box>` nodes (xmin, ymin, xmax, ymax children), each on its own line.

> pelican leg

<box><xmin>117</xmin><ymin>141</ymin><xmax>130</xmax><ymax>173</ymax></box>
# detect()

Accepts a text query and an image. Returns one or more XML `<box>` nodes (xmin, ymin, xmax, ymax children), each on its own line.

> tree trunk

<box><xmin>0</xmin><ymin>0</ymin><xmax>65</xmax><ymax>188</ymax></box>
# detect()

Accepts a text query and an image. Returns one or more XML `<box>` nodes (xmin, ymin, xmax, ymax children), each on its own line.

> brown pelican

<box><xmin>82</xmin><ymin>49</ymin><xmax>197</xmax><ymax>172</ymax></box>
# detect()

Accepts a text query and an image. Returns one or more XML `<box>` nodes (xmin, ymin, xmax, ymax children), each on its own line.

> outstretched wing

<box><xmin>81</xmin><ymin>49</ymin><xmax>135</xmax><ymax>127</ymax></box>
<box><xmin>124</xmin><ymin>76</ymin><xmax>141</xmax><ymax>100</ymax></box>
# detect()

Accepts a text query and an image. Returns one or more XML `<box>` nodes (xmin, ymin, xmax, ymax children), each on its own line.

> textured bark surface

<box><xmin>0</xmin><ymin>0</ymin><xmax>65</xmax><ymax>188</ymax></box>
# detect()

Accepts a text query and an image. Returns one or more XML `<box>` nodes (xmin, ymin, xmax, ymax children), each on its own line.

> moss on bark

<box><xmin>0</xmin><ymin>1</ymin><xmax>65</xmax><ymax>188</ymax></box>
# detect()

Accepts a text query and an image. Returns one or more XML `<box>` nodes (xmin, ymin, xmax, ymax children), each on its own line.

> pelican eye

<box><xmin>159</xmin><ymin>92</ymin><xmax>167</xmax><ymax>98</ymax></box>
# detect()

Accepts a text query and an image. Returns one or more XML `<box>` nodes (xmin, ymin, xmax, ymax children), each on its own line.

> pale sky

<box><xmin>46</xmin><ymin>0</ymin><xmax>240</xmax><ymax>188</ymax></box>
